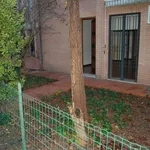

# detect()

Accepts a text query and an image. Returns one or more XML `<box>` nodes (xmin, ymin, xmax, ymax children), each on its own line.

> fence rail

<box><xmin>22</xmin><ymin>93</ymin><xmax>149</xmax><ymax>150</ymax></box>
<box><xmin>0</xmin><ymin>83</ymin><xmax>149</xmax><ymax>150</ymax></box>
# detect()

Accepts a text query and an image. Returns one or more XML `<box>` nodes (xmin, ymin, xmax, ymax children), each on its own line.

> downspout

<box><xmin>39</xmin><ymin>23</ymin><xmax>44</xmax><ymax>70</ymax></box>
<box><xmin>38</xmin><ymin>0</ymin><xmax>44</xmax><ymax>70</ymax></box>
<box><xmin>104</xmin><ymin>2</ymin><xmax>107</xmax><ymax>47</ymax></box>
<box><xmin>103</xmin><ymin>1</ymin><xmax>107</xmax><ymax>78</ymax></box>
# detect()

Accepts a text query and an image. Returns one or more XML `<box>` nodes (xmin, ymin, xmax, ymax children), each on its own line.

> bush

<box><xmin>0</xmin><ymin>112</ymin><xmax>12</xmax><ymax>126</ymax></box>
<box><xmin>0</xmin><ymin>82</ymin><xmax>17</xmax><ymax>102</ymax></box>
<box><xmin>0</xmin><ymin>0</ymin><xmax>26</xmax><ymax>86</ymax></box>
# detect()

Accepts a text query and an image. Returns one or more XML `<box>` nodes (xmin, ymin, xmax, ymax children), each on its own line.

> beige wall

<box><xmin>96</xmin><ymin>0</ymin><xmax>105</xmax><ymax>79</ymax></box>
<box><xmin>42</xmin><ymin>17</ymin><xmax>70</xmax><ymax>73</ymax></box>
<box><xmin>80</xmin><ymin>0</ymin><xmax>96</xmax><ymax>18</ymax></box>
<box><xmin>41</xmin><ymin>0</ymin><xmax>96</xmax><ymax>73</ymax></box>
<box><xmin>105</xmin><ymin>2</ymin><xmax>150</xmax><ymax>85</ymax></box>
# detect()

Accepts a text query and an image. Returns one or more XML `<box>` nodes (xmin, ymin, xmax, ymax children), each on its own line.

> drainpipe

<box><xmin>39</xmin><ymin>24</ymin><xmax>44</xmax><ymax>70</ymax></box>
<box><xmin>38</xmin><ymin>0</ymin><xmax>44</xmax><ymax>70</ymax></box>
<box><xmin>104</xmin><ymin>1</ymin><xmax>107</xmax><ymax>79</ymax></box>
<box><xmin>104</xmin><ymin>2</ymin><xmax>107</xmax><ymax>47</ymax></box>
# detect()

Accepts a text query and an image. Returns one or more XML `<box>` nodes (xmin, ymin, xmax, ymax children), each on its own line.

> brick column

<box><xmin>96</xmin><ymin>0</ymin><xmax>106</xmax><ymax>79</ymax></box>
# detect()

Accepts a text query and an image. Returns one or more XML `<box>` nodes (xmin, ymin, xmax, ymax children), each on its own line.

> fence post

<box><xmin>18</xmin><ymin>83</ymin><xmax>27</xmax><ymax>150</ymax></box>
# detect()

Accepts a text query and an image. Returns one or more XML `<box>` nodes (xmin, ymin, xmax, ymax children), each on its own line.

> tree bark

<box><xmin>67</xmin><ymin>0</ymin><xmax>88</xmax><ymax>147</ymax></box>
<box><xmin>67</xmin><ymin>0</ymin><xmax>88</xmax><ymax>121</ymax></box>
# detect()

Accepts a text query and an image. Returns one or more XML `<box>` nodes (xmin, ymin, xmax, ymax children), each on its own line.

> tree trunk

<box><xmin>67</xmin><ymin>0</ymin><xmax>88</xmax><ymax>147</ymax></box>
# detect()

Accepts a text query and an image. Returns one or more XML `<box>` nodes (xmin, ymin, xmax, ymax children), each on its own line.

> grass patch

<box><xmin>40</xmin><ymin>87</ymin><xmax>135</xmax><ymax>131</ymax></box>
<box><xmin>38</xmin><ymin>87</ymin><xmax>150</xmax><ymax>146</ymax></box>
<box><xmin>23</xmin><ymin>75</ymin><xmax>57</xmax><ymax>90</ymax></box>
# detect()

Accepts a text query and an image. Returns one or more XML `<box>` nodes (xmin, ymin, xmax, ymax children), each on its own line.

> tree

<box><xmin>67</xmin><ymin>0</ymin><xmax>88</xmax><ymax>147</ymax></box>
<box><xmin>0</xmin><ymin>0</ymin><xmax>66</xmax><ymax>84</ymax></box>
<box><xmin>0</xmin><ymin>0</ymin><xmax>25</xmax><ymax>86</ymax></box>
<box><xmin>18</xmin><ymin>0</ymin><xmax>67</xmax><ymax>71</ymax></box>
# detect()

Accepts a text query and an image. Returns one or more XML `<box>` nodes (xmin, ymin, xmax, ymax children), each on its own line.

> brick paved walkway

<box><xmin>24</xmin><ymin>71</ymin><xmax>150</xmax><ymax>98</ymax></box>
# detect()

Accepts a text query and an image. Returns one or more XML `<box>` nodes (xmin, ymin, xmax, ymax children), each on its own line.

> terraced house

<box><xmin>25</xmin><ymin>0</ymin><xmax>150</xmax><ymax>85</ymax></box>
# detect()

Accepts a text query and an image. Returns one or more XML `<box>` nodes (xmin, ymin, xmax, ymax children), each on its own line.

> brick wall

<box><xmin>42</xmin><ymin>17</ymin><xmax>70</xmax><ymax>73</ymax></box>
<box><xmin>41</xmin><ymin>0</ymin><xmax>150</xmax><ymax>85</ymax></box>
<box><xmin>41</xmin><ymin>0</ymin><xmax>96</xmax><ymax>73</ymax></box>
<box><xmin>80</xmin><ymin>0</ymin><xmax>96</xmax><ymax>18</ymax></box>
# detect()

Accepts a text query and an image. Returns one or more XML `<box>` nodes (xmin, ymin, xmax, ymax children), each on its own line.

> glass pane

<box><xmin>110</xmin><ymin>16</ymin><xmax>123</xmax><ymax>78</ymax></box>
<box><xmin>124</xmin><ymin>14</ymin><xmax>139</xmax><ymax>80</ymax></box>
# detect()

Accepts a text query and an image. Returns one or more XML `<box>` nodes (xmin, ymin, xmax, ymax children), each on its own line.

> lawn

<box><xmin>40</xmin><ymin>87</ymin><xmax>150</xmax><ymax>147</ymax></box>
<box><xmin>23</xmin><ymin>75</ymin><xmax>57</xmax><ymax>90</ymax></box>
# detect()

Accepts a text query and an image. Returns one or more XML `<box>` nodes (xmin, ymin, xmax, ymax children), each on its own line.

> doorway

<box><xmin>108</xmin><ymin>13</ymin><xmax>140</xmax><ymax>81</ymax></box>
<box><xmin>82</xmin><ymin>18</ymin><xmax>96</xmax><ymax>75</ymax></box>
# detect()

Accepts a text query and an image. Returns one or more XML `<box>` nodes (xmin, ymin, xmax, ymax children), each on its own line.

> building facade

<box><xmin>28</xmin><ymin>0</ymin><xmax>150</xmax><ymax>85</ymax></box>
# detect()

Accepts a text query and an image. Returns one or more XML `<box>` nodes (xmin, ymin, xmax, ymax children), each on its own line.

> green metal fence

<box><xmin>0</xmin><ymin>83</ymin><xmax>149</xmax><ymax>150</ymax></box>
